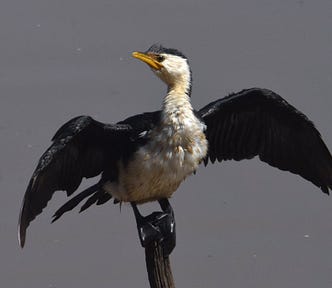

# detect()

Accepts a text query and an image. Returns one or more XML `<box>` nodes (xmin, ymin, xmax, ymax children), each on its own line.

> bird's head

<box><xmin>132</xmin><ymin>44</ymin><xmax>192</xmax><ymax>95</ymax></box>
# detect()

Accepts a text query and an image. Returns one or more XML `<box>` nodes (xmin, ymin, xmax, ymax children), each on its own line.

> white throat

<box><xmin>163</xmin><ymin>89</ymin><xmax>192</xmax><ymax>120</ymax></box>
<box><xmin>161</xmin><ymin>65</ymin><xmax>193</xmax><ymax>126</ymax></box>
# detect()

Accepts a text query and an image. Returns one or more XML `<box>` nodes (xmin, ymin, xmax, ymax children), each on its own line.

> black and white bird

<box><xmin>19</xmin><ymin>44</ymin><xmax>332</xmax><ymax>254</ymax></box>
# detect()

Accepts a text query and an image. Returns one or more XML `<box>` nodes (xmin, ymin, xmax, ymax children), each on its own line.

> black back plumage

<box><xmin>199</xmin><ymin>88</ymin><xmax>332</xmax><ymax>194</ymax></box>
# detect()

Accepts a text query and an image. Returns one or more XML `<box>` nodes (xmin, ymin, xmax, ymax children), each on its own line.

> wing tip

<box><xmin>320</xmin><ymin>175</ymin><xmax>332</xmax><ymax>195</ymax></box>
<box><xmin>17</xmin><ymin>223</ymin><xmax>26</xmax><ymax>248</ymax></box>
<box><xmin>51</xmin><ymin>214</ymin><xmax>60</xmax><ymax>223</ymax></box>
<box><xmin>321</xmin><ymin>166</ymin><xmax>332</xmax><ymax>195</ymax></box>
<box><xmin>17</xmin><ymin>177</ymin><xmax>35</xmax><ymax>249</ymax></box>
<box><xmin>321</xmin><ymin>186</ymin><xmax>330</xmax><ymax>195</ymax></box>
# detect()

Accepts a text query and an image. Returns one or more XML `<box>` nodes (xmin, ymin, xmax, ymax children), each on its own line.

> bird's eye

<box><xmin>156</xmin><ymin>55</ymin><xmax>165</xmax><ymax>62</ymax></box>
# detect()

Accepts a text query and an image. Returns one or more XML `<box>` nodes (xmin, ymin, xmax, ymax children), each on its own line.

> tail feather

<box><xmin>52</xmin><ymin>183</ymin><xmax>102</xmax><ymax>223</ymax></box>
<box><xmin>96</xmin><ymin>193</ymin><xmax>112</xmax><ymax>205</ymax></box>
<box><xmin>79</xmin><ymin>193</ymin><xmax>100</xmax><ymax>213</ymax></box>
<box><xmin>80</xmin><ymin>190</ymin><xmax>112</xmax><ymax>212</ymax></box>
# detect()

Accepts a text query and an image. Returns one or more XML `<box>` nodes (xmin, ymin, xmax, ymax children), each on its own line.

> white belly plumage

<box><xmin>104</xmin><ymin>120</ymin><xmax>208</xmax><ymax>203</ymax></box>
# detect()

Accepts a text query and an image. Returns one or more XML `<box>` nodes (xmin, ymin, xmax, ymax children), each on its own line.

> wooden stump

<box><xmin>145</xmin><ymin>242</ymin><xmax>175</xmax><ymax>288</ymax></box>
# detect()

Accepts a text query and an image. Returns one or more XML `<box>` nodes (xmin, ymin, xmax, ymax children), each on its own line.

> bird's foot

<box><xmin>137</xmin><ymin>211</ymin><xmax>175</xmax><ymax>256</ymax></box>
<box><xmin>132</xmin><ymin>200</ymin><xmax>176</xmax><ymax>257</ymax></box>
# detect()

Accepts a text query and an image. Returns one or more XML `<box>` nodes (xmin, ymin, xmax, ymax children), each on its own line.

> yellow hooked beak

<box><xmin>132</xmin><ymin>51</ymin><xmax>163</xmax><ymax>70</ymax></box>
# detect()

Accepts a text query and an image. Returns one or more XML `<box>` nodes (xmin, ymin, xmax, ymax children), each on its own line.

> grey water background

<box><xmin>1</xmin><ymin>0</ymin><xmax>332</xmax><ymax>287</ymax></box>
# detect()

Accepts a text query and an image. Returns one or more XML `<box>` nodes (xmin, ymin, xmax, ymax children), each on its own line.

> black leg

<box><xmin>158</xmin><ymin>198</ymin><xmax>176</xmax><ymax>256</ymax></box>
<box><xmin>131</xmin><ymin>199</ymin><xmax>176</xmax><ymax>257</ymax></box>
<box><xmin>131</xmin><ymin>202</ymin><xmax>165</xmax><ymax>247</ymax></box>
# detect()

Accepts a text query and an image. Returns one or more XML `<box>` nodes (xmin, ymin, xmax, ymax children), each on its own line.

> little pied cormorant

<box><xmin>19</xmin><ymin>44</ymin><xmax>332</xmax><ymax>255</ymax></box>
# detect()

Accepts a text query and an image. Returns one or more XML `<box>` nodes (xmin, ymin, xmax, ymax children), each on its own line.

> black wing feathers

<box><xmin>18</xmin><ymin>116</ymin><xmax>132</xmax><ymax>247</ymax></box>
<box><xmin>199</xmin><ymin>88</ymin><xmax>332</xmax><ymax>194</ymax></box>
<box><xmin>51</xmin><ymin>112</ymin><xmax>162</xmax><ymax>220</ymax></box>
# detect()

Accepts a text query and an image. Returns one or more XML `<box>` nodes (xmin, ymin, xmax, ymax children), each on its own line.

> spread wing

<box><xmin>18</xmin><ymin>115</ymin><xmax>133</xmax><ymax>247</ymax></box>
<box><xmin>198</xmin><ymin>88</ymin><xmax>332</xmax><ymax>194</ymax></box>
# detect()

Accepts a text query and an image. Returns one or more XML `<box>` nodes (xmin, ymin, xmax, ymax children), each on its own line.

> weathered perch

<box><xmin>145</xmin><ymin>242</ymin><xmax>175</xmax><ymax>288</ymax></box>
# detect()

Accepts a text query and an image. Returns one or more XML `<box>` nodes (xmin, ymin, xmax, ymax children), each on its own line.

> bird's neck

<box><xmin>162</xmin><ymin>83</ymin><xmax>193</xmax><ymax>125</ymax></box>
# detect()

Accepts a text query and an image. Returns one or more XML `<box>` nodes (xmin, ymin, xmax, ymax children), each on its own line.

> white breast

<box><xmin>105</xmin><ymin>107</ymin><xmax>208</xmax><ymax>204</ymax></box>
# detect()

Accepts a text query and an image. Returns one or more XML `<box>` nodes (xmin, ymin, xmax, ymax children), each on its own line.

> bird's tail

<box><xmin>52</xmin><ymin>182</ymin><xmax>112</xmax><ymax>222</ymax></box>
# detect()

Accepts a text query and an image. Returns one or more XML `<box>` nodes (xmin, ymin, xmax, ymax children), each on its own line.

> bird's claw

<box><xmin>137</xmin><ymin>211</ymin><xmax>176</xmax><ymax>257</ymax></box>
